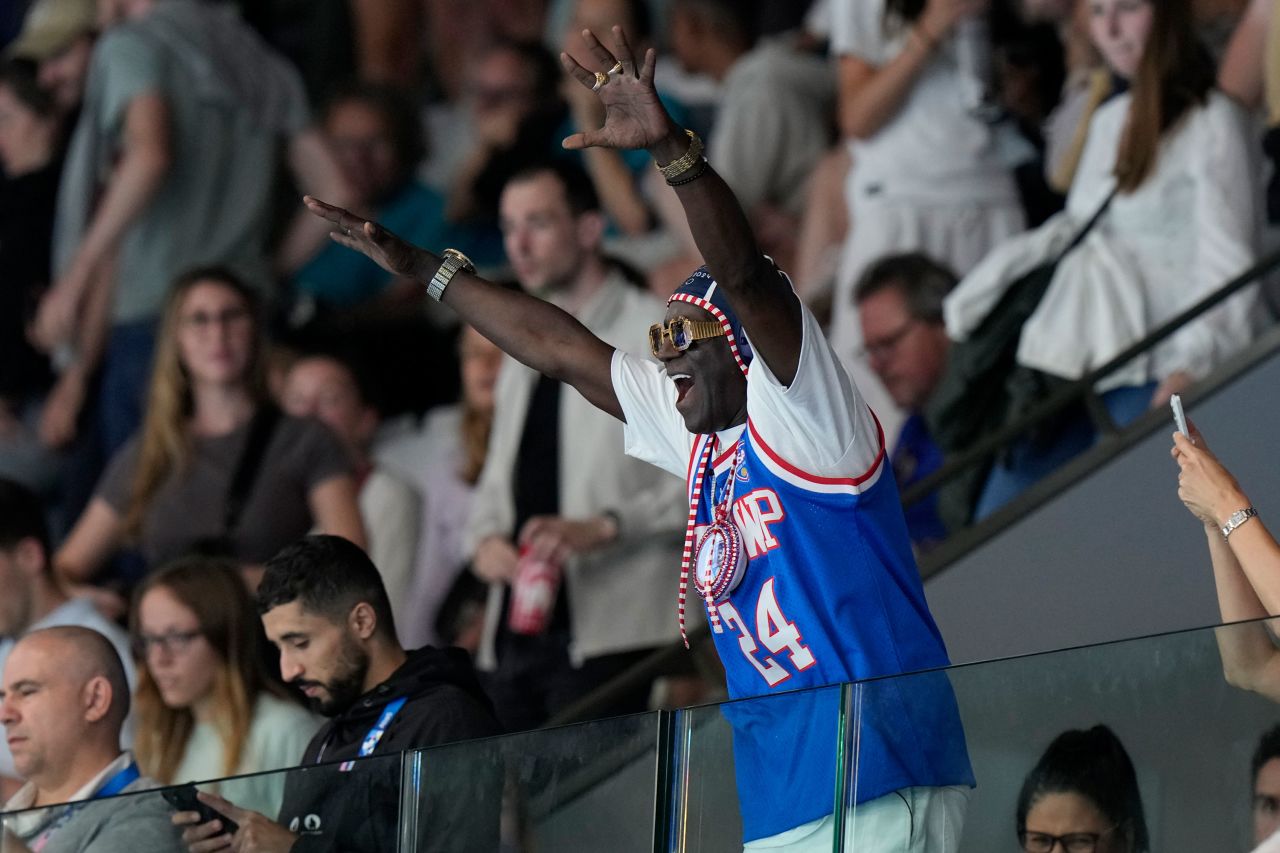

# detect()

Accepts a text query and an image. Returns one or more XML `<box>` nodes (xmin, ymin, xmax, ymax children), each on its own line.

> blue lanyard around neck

<box><xmin>319</xmin><ymin>696</ymin><xmax>409</xmax><ymax>770</ymax></box>
<box><xmin>358</xmin><ymin>697</ymin><xmax>407</xmax><ymax>758</ymax></box>
<box><xmin>95</xmin><ymin>763</ymin><xmax>141</xmax><ymax>799</ymax></box>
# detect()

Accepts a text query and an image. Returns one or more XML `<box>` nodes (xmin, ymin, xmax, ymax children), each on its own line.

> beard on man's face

<box><xmin>294</xmin><ymin>635</ymin><xmax>370</xmax><ymax>716</ymax></box>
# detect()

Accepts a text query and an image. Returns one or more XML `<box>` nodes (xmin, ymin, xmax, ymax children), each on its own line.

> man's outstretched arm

<box><xmin>303</xmin><ymin>197</ymin><xmax>623</xmax><ymax>420</ymax></box>
<box><xmin>561</xmin><ymin>27</ymin><xmax>803</xmax><ymax>385</ymax></box>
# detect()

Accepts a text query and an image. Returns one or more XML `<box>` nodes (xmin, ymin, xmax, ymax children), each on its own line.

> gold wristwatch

<box><xmin>426</xmin><ymin>248</ymin><xmax>475</xmax><ymax>302</ymax></box>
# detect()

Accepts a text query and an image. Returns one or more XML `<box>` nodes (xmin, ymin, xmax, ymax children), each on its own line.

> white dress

<box><xmin>828</xmin><ymin>0</ymin><xmax>1027</xmax><ymax>433</ymax></box>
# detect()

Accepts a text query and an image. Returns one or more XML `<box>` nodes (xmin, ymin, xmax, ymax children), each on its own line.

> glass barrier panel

<box><xmin>402</xmin><ymin>710</ymin><xmax>665</xmax><ymax>852</ymax></box>
<box><xmin>844</xmin><ymin>617</ymin><xmax>1280</xmax><ymax>852</ymax></box>
<box><xmin>672</xmin><ymin>683</ymin><xmax>846</xmax><ymax>852</ymax></box>
<box><xmin>0</xmin><ymin>751</ymin><xmax>406</xmax><ymax>853</ymax></box>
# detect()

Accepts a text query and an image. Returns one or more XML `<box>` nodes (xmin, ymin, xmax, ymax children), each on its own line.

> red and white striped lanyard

<box><xmin>677</xmin><ymin>434</ymin><xmax>745</xmax><ymax>646</ymax></box>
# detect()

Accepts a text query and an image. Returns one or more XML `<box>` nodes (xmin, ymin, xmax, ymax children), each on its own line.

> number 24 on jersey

<box><xmin>718</xmin><ymin>578</ymin><xmax>817</xmax><ymax>687</ymax></box>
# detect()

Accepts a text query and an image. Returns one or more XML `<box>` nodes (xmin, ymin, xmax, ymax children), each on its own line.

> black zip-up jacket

<box><xmin>280</xmin><ymin>646</ymin><xmax>502</xmax><ymax>852</ymax></box>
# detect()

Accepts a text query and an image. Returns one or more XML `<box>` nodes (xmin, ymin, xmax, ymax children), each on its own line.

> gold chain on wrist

<box><xmin>655</xmin><ymin>130</ymin><xmax>704</xmax><ymax>181</ymax></box>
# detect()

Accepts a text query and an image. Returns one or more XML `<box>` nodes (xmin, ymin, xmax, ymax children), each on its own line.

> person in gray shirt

<box><xmin>0</xmin><ymin>626</ymin><xmax>180</xmax><ymax>853</ymax></box>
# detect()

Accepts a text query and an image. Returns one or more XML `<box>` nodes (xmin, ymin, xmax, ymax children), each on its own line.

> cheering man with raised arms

<box><xmin>307</xmin><ymin>25</ymin><xmax>973</xmax><ymax>851</ymax></box>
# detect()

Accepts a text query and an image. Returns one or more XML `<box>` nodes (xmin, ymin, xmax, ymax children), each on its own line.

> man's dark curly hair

<box><xmin>258</xmin><ymin>535</ymin><xmax>397</xmax><ymax>640</ymax></box>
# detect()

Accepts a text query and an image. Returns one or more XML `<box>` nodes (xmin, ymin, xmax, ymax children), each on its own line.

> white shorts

<box><xmin>742</xmin><ymin>785</ymin><xmax>970</xmax><ymax>853</ymax></box>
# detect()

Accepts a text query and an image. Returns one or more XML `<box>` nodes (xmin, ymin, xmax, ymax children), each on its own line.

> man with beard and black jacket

<box><xmin>175</xmin><ymin>535</ymin><xmax>501</xmax><ymax>853</ymax></box>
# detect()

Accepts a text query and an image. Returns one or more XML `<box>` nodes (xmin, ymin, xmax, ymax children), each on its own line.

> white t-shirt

<box><xmin>610</xmin><ymin>301</ymin><xmax>881</xmax><ymax>483</ymax></box>
<box><xmin>0</xmin><ymin>598</ymin><xmax>138</xmax><ymax>779</ymax></box>
<box><xmin>829</xmin><ymin>0</ymin><xmax>1020</xmax><ymax>202</ymax></box>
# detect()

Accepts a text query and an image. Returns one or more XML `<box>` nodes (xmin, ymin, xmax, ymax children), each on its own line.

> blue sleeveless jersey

<box><xmin>690</xmin><ymin>419</ymin><xmax>974</xmax><ymax>841</ymax></box>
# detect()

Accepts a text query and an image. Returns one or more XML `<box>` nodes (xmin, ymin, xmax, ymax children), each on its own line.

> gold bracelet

<box><xmin>655</xmin><ymin>130</ymin><xmax>704</xmax><ymax>181</ymax></box>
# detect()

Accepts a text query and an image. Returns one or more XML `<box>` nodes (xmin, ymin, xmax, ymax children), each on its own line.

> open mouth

<box><xmin>670</xmin><ymin>373</ymin><xmax>694</xmax><ymax>403</ymax></box>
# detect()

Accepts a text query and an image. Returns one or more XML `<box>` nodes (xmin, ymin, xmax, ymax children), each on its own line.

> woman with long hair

<box><xmin>55</xmin><ymin>267</ymin><xmax>366</xmax><ymax>588</ymax></box>
<box><xmin>947</xmin><ymin>0</ymin><xmax>1261</xmax><ymax>518</ymax></box>
<box><xmin>132</xmin><ymin>556</ymin><xmax>317</xmax><ymax>814</ymax></box>
<box><xmin>1016</xmin><ymin>725</ymin><xmax>1149</xmax><ymax>853</ymax></box>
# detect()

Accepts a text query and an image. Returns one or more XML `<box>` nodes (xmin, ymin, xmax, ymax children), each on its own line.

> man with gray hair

<box><xmin>855</xmin><ymin>252</ymin><xmax>958</xmax><ymax>551</ymax></box>
<box><xmin>0</xmin><ymin>626</ymin><xmax>179</xmax><ymax>852</ymax></box>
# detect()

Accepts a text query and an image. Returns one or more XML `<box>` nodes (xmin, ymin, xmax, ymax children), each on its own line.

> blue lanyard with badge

<box><xmin>321</xmin><ymin>696</ymin><xmax>407</xmax><ymax>773</ymax></box>
<box><xmin>28</xmin><ymin>762</ymin><xmax>140</xmax><ymax>852</ymax></box>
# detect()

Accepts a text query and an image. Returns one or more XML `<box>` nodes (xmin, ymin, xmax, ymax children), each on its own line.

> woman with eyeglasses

<box><xmin>131</xmin><ymin>556</ymin><xmax>318</xmax><ymax>814</ymax></box>
<box><xmin>1016</xmin><ymin>725</ymin><xmax>1150</xmax><ymax>853</ymax></box>
<box><xmin>53</xmin><ymin>266</ymin><xmax>366</xmax><ymax>594</ymax></box>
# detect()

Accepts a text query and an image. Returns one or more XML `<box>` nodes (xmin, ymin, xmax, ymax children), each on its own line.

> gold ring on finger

<box><xmin>592</xmin><ymin>70</ymin><xmax>608</xmax><ymax>91</ymax></box>
<box><xmin>608</xmin><ymin>61</ymin><xmax>624</xmax><ymax>75</ymax></box>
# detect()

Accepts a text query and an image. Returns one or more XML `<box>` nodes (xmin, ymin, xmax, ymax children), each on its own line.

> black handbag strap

<box><xmin>1057</xmin><ymin>187</ymin><xmax>1118</xmax><ymax>263</ymax></box>
<box><xmin>222</xmin><ymin>404</ymin><xmax>281</xmax><ymax>538</ymax></box>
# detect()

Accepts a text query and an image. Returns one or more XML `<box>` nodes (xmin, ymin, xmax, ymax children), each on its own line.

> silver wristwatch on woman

<box><xmin>1221</xmin><ymin>506</ymin><xmax>1258</xmax><ymax>541</ymax></box>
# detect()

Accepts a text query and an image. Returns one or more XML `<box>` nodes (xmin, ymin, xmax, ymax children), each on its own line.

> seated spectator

<box><xmin>1016</xmin><ymin>725</ymin><xmax>1150</xmax><ymax>853</ymax></box>
<box><xmin>285</xmin><ymin>83</ymin><xmax>446</xmax><ymax>313</ymax></box>
<box><xmin>175</xmin><ymin>535</ymin><xmax>501</xmax><ymax>853</ymax></box>
<box><xmin>950</xmin><ymin>0</ymin><xmax>1260</xmax><ymax>518</ymax></box>
<box><xmin>376</xmin><ymin>324</ymin><xmax>504</xmax><ymax>648</ymax></box>
<box><xmin>0</xmin><ymin>478</ymin><xmax>135</xmax><ymax>802</ymax></box>
<box><xmin>0</xmin><ymin>62</ymin><xmax>63</xmax><ymax>494</ymax></box>
<box><xmin>667</xmin><ymin>0</ymin><xmax>836</xmax><ymax>271</ymax></box>
<box><xmin>279</xmin><ymin>353</ymin><xmax>421</xmax><ymax>612</ymax></box>
<box><xmin>1</xmin><ymin>626</ymin><xmax>179</xmax><ymax>852</ymax></box>
<box><xmin>855</xmin><ymin>253</ymin><xmax>958</xmax><ymax>551</ymax></box>
<box><xmin>1254</xmin><ymin>725</ymin><xmax>1280</xmax><ymax>848</ymax></box>
<box><xmin>54</xmin><ymin>267</ymin><xmax>365</xmax><ymax>590</ymax></box>
<box><xmin>131</xmin><ymin>556</ymin><xmax>318</xmax><ymax>817</ymax></box>
<box><xmin>827</xmin><ymin>0</ymin><xmax>1028</xmax><ymax>429</ymax></box>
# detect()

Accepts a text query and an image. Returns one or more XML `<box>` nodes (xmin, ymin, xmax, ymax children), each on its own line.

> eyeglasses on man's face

<box><xmin>1019</xmin><ymin>825</ymin><xmax>1119</xmax><ymax>853</ymax></box>
<box><xmin>648</xmin><ymin>317</ymin><xmax>726</xmax><ymax>358</ymax></box>
<box><xmin>857</xmin><ymin>318</ymin><xmax>918</xmax><ymax>363</ymax></box>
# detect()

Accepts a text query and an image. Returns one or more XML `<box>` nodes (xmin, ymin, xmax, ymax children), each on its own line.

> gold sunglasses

<box><xmin>648</xmin><ymin>317</ymin><xmax>726</xmax><ymax>357</ymax></box>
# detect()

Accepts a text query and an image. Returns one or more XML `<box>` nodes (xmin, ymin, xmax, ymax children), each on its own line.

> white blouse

<box><xmin>945</xmin><ymin>89</ymin><xmax>1261</xmax><ymax>389</ymax></box>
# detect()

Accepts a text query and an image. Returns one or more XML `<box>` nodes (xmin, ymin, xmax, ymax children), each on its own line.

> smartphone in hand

<box><xmin>1170</xmin><ymin>394</ymin><xmax>1189</xmax><ymax>438</ymax></box>
<box><xmin>161</xmin><ymin>784</ymin><xmax>240</xmax><ymax>835</ymax></box>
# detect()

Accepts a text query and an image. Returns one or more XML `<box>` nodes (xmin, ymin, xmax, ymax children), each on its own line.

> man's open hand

<box><xmin>303</xmin><ymin>196</ymin><xmax>426</xmax><ymax>279</ymax></box>
<box><xmin>559</xmin><ymin>26</ymin><xmax>679</xmax><ymax>153</ymax></box>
